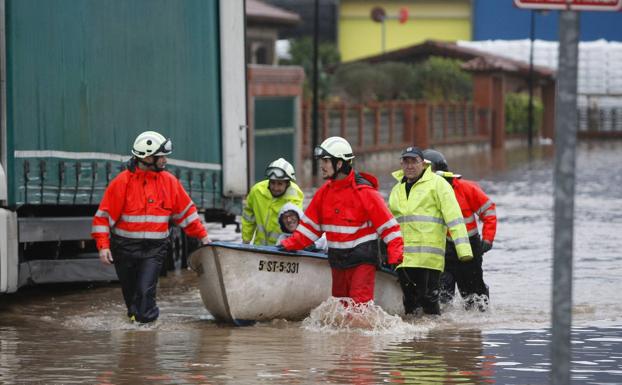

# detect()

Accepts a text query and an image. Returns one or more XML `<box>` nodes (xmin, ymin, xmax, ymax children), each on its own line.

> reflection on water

<box><xmin>3</xmin><ymin>315</ymin><xmax>620</xmax><ymax>384</ymax></box>
<box><xmin>1</xmin><ymin>141</ymin><xmax>621</xmax><ymax>384</ymax></box>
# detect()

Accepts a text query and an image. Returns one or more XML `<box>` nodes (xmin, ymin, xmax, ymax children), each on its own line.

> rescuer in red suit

<box><xmin>279</xmin><ymin>136</ymin><xmax>404</xmax><ymax>304</ymax></box>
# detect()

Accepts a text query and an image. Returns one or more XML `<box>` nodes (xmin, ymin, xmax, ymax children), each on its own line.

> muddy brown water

<box><xmin>1</xmin><ymin>141</ymin><xmax>621</xmax><ymax>384</ymax></box>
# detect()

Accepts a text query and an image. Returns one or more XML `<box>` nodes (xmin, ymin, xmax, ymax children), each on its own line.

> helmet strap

<box><xmin>330</xmin><ymin>158</ymin><xmax>351</xmax><ymax>179</ymax></box>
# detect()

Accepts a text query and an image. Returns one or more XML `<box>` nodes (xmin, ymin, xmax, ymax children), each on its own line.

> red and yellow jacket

<box><xmin>449</xmin><ymin>175</ymin><xmax>496</xmax><ymax>243</ymax></box>
<box><xmin>281</xmin><ymin>170</ymin><xmax>404</xmax><ymax>268</ymax></box>
<box><xmin>91</xmin><ymin>167</ymin><xmax>207</xmax><ymax>250</ymax></box>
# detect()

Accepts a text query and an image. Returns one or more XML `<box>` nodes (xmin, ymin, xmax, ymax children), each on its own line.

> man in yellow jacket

<box><xmin>388</xmin><ymin>147</ymin><xmax>472</xmax><ymax>316</ymax></box>
<box><xmin>242</xmin><ymin>158</ymin><xmax>304</xmax><ymax>245</ymax></box>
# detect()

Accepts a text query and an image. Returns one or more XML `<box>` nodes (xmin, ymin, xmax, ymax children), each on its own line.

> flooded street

<box><xmin>1</xmin><ymin>141</ymin><xmax>622</xmax><ymax>384</ymax></box>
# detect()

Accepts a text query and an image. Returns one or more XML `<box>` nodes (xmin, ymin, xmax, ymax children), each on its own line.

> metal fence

<box><xmin>301</xmin><ymin>101</ymin><xmax>490</xmax><ymax>157</ymax></box>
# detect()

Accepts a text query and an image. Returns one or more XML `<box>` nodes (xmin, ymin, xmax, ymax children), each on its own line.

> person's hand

<box><xmin>481</xmin><ymin>240</ymin><xmax>493</xmax><ymax>253</ymax></box>
<box><xmin>200</xmin><ymin>235</ymin><xmax>211</xmax><ymax>245</ymax></box>
<box><xmin>459</xmin><ymin>254</ymin><xmax>473</xmax><ymax>263</ymax></box>
<box><xmin>276</xmin><ymin>244</ymin><xmax>287</xmax><ymax>252</ymax></box>
<box><xmin>99</xmin><ymin>248</ymin><xmax>113</xmax><ymax>265</ymax></box>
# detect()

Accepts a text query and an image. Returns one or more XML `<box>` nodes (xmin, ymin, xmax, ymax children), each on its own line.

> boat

<box><xmin>189</xmin><ymin>241</ymin><xmax>404</xmax><ymax>325</ymax></box>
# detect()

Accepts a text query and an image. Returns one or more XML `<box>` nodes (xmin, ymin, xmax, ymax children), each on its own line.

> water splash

<box><xmin>302</xmin><ymin>297</ymin><xmax>429</xmax><ymax>336</ymax></box>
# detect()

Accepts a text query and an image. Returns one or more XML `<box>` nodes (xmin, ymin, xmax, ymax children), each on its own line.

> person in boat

<box><xmin>279</xmin><ymin>136</ymin><xmax>404</xmax><ymax>304</ymax></box>
<box><xmin>423</xmin><ymin>149</ymin><xmax>497</xmax><ymax>311</ymax></box>
<box><xmin>92</xmin><ymin>131</ymin><xmax>210</xmax><ymax>324</ymax></box>
<box><xmin>388</xmin><ymin>146</ymin><xmax>473</xmax><ymax>316</ymax></box>
<box><xmin>276</xmin><ymin>202</ymin><xmax>328</xmax><ymax>253</ymax></box>
<box><xmin>241</xmin><ymin>158</ymin><xmax>304</xmax><ymax>245</ymax></box>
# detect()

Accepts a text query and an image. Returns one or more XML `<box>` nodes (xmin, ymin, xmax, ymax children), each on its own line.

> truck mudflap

<box><xmin>0</xmin><ymin>209</ymin><xmax>19</xmax><ymax>293</ymax></box>
<box><xmin>18</xmin><ymin>258</ymin><xmax>118</xmax><ymax>287</ymax></box>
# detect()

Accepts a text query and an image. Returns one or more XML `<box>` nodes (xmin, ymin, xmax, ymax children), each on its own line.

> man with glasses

<box><xmin>92</xmin><ymin>131</ymin><xmax>210</xmax><ymax>324</ymax></box>
<box><xmin>242</xmin><ymin>158</ymin><xmax>304</xmax><ymax>245</ymax></box>
<box><xmin>388</xmin><ymin>146</ymin><xmax>472</xmax><ymax>316</ymax></box>
<box><xmin>279</xmin><ymin>136</ymin><xmax>404</xmax><ymax>305</ymax></box>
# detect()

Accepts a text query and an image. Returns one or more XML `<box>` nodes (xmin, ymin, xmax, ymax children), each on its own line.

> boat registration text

<box><xmin>258</xmin><ymin>260</ymin><xmax>299</xmax><ymax>274</ymax></box>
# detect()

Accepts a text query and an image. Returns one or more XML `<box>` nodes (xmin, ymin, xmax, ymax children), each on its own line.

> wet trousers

<box><xmin>441</xmin><ymin>235</ymin><xmax>489</xmax><ymax>310</ymax></box>
<box><xmin>331</xmin><ymin>264</ymin><xmax>376</xmax><ymax>304</ymax></box>
<box><xmin>111</xmin><ymin>236</ymin><xmax>168</xmax><ymax>323</ymax></box>
<box><xmin>397</xmin><ymin>267</ymin><xmax>441</xmax><ymax>315</ymax></box>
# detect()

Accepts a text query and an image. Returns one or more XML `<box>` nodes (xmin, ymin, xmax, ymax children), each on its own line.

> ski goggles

<box><xmin>265</xmin><ymin>167</ymin><xmax>289</xmax><ymax>180</ymax></box>
<box><xmin>154</xmin><ymin>138</ymin><xmax>173</xmax><ymax>156</ymax></box>
<box><xmin>313</xmin><ymin>146</ymin><xmax>331</xmax><ymax>159</ymax></box>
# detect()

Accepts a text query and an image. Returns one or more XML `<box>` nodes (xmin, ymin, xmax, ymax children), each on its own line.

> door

<box><xmin>253</xmin><ymin>97</ymin><xmax>296</xmax><ymax>183</ymax></box>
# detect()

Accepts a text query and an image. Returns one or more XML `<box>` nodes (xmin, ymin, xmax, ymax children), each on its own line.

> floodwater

<box><xmin>1</xmin><ymin>140</ymin><xmax>622</xmax><ymax>384</ymax></box>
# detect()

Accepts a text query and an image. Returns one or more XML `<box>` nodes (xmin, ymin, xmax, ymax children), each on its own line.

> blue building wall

<box><xmin>473</xmin><ymin>0</ymin><xmax>622</xmax><ymax>41</ymax></box>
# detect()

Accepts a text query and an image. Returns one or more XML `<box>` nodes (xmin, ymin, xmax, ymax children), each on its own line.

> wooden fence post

<box><xmin>414</xmin><ymin>102</ymin><xmax>430</xmax><ymax>148</ymax></box>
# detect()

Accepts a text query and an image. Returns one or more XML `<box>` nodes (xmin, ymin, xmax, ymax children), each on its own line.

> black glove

<box><xmin>481</xmin><ymin>240</ymin><xmax>493</xmax><ymax>253</ymax></box>
<box><xmin>276</xmin><ymin>244</ymin><xmax>287</xmax><ymax>252</ymax></box>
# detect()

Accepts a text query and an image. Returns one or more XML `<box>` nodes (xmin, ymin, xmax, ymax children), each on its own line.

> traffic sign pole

<box><xmin>513</xmin><ymin>2</ymin><xmax>618</xmax><ymax>383</ymax></box>
<box><xmin>552</xmin><ymin>10</ymin><xmax>579</xmax><ymax>385</ymax></box>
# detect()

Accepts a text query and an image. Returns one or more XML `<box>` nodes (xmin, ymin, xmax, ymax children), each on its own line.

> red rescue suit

<box><xmin>91</xmin><ymin>166</ymin><xmax>207</xmax><ymax>323</ymax></box>
<box><xmin>92</xmin><ymin>167</ymin><xmax>207</xmax><ymax>249</ymax></box>
<box><xmin>452</xmin><ymin>178</ymin><xmax>496</xmax><ymax>243</ymax></box>
<box><xmin>281</xmin><ymin>171</ymin><xmax>403</xmax><ymax>303</ymax></box>
<box><xmin>442</xmin><ymin>176</ymin><xmax>497</xmax><ymax>310</ymax></box>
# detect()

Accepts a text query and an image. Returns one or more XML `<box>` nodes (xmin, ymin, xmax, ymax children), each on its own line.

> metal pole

<box><xmin>527</xmin><ymin>10</ymin><xmax>535</xmax><ymax>149</ymax></box>
<box><xmin>551</xmin><ymin>9</ymin><xmax>579</xmax><ymax>385</ymax></box>
<box><xmin>242</xmin><ymin>0</ymin><xmax>251</xmax><ymax>188</ymax></box>
<box><xmin>381</xmin><ymin>19</ymin><xmax>386</xmax><ymax>53</ymax></box>
<box><xmin>311</xmin><ymin>0</ymin><xmax>320</xmax><ymax>179</ymax></box>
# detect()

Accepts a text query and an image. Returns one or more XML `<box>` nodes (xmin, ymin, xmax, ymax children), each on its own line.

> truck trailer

<box><xmin>0</xmin><ymin>0</ymin><xmax>248</xmax><ymax>293</ymax></box>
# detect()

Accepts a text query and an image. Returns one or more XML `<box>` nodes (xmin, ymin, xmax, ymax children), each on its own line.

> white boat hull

<box><xmin>189</xmin><ymin>242</ymin><xmax>404</xmax><ymax>325</ymax></box>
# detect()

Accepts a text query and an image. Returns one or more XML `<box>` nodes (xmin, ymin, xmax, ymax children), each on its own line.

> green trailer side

<box><xmin>6</xmin><ymin>0</ymin><xmax>224</xmax><ymax>209</ymax></box>
<box><xmin>0</xmin><ymin>0</ymin><xmax>248</xmax><ymax>292</ymax></box>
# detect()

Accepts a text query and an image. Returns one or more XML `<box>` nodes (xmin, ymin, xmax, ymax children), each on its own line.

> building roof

<box><xmin>246</xmin><ymin>0</ymin><xmax>301</xmax><ymax>27</ymax></box>
<box><xmin>352</xmin><ymin>40</ymin><xmax>555</xmax><ymax>81</ymax></box>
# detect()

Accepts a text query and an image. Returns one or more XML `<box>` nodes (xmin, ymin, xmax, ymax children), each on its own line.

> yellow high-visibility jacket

<box><xmin>388</xmin><ymin>166</ymin><xmax>472</xmax><ymax>272</ymax></box>
<box><xmin>241</xmin><ymin>180</ymin><xmax>304</xmax><ymax>245</ymax></box>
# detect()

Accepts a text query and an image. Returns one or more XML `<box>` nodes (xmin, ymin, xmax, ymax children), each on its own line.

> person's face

<box><xmin>320</xmin><ymin>158</ymin><xmax>341</xmax><ymax>180</ymax></box>
<box><xmin>281</xmin><ymin>211</ymin><xmax>299</xmax><ymax>232</ymax></box>
<box><xmin>140</xmin><ymin>155</ymin><xmax>167</xmax><ymax>170</ymax></box>
<box><xmin>154</xmin><ymin>156</ymin><xmax>167</xmax><ymax>169</ymax></box>
<box><xmin>268</xmin><ymin>180</ymin><xmax>289</xmax><ymax>197</ymax></box>
<box><xmin>401</xmin><ymin>156</ymin><xmax>425</xmax><ymax>181</ymax></box>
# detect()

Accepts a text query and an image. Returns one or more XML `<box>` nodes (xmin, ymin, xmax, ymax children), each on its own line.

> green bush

<box><xmin>332</xmin><ymin>62</ymin><xmax>386</xmax><ymax>103</ymax></box>
<box><xmin>332</xmin><ymin>57</ymin><xmax>471</xmax><ymax>103</ymax></box>
<box><xmin>505</xmin><ymin>93</ymin><xmax>543</xmax><ymax>134</ymax></box>
<box><xmin>411</xmin><ymin>57</ymin><xmax>472</xmax><ymax>102</ymax></box>
<box><xmin>373</xmin><ymin>62</ymin><xmax>416</xmax><ymax>101</ymax></box>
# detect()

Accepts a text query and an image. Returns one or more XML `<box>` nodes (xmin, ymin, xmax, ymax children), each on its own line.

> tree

<box><xmin>279</xmin><ymin>37</ymin><xmax>340</xmax><ymax>100</ymax></box>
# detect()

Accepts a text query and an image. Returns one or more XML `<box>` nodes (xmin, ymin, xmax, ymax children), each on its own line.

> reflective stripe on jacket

<box><xmin>91</xmin><ymin>167</ymin><xmax>207</xmax><ymax>250</ymax></box>
<box><xmin>388</xmin><ymin>166</ymin><xmax>472</xmax><ymax>272</ymax></box>
<box><xmin>281</xmin><ymin>170</ymin><xmax>404</xmax><ymax>269</ymax></box>
<box><xmin>451</xmin><ymin>177</ymin><xmax>497</xmax><ymax>243</ymax></box>
<box><xmin>241</xmin><ymin>180</ymin><xmax>304</xmax><ymax>245</ymax></box>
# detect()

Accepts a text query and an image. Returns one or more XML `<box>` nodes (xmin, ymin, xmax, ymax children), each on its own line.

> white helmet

<box><xmin>314</xmin><ymin>136</ymin><xmax>355</xmax><ymax>161</ymax></box>
<box><xmin>132</xmin><ymin>131</ymin><xmax>172</xmax><ymax>158</ymax></box>
<box><xmin>265</xmin><ymin>158</ymin><xmax>296</xmax><ymax>181</ymax></box>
